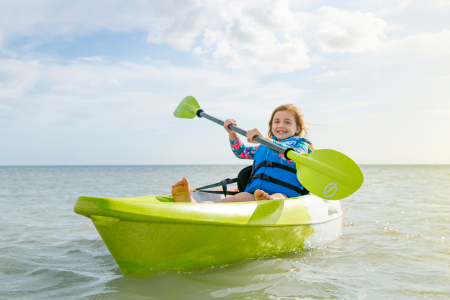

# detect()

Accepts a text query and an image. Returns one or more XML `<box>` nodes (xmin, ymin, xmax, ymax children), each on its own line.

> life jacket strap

<box><xmin>252</xmin><ymin>161</ymin><xmax>296</xmax><ymax>176</ymax></box>
<box><xmin>250</xmin><ymin>174</ymin><xmax>307</xmax><ymax>195</ymax></box>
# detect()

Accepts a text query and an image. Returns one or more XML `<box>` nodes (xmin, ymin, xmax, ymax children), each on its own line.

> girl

<box><xmin>172</xmin><ymin>104</ymin><xmax>314</xmax><ymax>202</ymax></box>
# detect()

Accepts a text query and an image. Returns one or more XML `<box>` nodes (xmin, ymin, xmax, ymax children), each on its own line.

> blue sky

<box><xmin>1</xmin><ymin>0</ymin><xmax>449</xmax><ymax>165</ymax></box>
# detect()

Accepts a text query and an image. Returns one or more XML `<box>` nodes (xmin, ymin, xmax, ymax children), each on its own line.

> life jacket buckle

<box><xmin>265</xmin><ymin>161</ymin><xmax>273</xmax><ymax>167</ymax></box>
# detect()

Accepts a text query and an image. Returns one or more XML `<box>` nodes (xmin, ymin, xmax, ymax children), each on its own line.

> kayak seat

<box><xmin>193</xmin><ymin>165</ymin><xmax>253</xmax><ymax>197</ymax></box>
<box><xmin>237</xmin><ymin>165</ymin><xmax>253</xmax><ymax>192</ymax></box>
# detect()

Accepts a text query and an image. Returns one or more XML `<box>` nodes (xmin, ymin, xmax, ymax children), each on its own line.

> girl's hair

<box><xmin>268</xmin><ymin>103</ymin><xmax>315</xmax><ymax>150</ymax></box>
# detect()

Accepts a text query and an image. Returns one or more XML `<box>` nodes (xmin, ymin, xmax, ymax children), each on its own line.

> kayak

<box><xmin>74</xmin><ymin>193</ymin><xmax>343</xmax><ymax>277</ymax></box>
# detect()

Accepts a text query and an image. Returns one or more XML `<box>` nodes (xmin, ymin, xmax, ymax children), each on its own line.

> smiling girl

<box><xmin>172</xmin><ymin>103</ymin><xmax>314</xmax><ymax>202</ymax></box>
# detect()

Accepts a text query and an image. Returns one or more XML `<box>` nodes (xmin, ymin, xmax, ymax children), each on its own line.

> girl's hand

<box><xmin>246</xmin><ymin>128</ymin><xmax>270</xmax><ymax>144</ymax></box>
<box><xmin>224</xmin><ymin>119</ymin><xmax>237</xmax><ymax>133</ymax></box>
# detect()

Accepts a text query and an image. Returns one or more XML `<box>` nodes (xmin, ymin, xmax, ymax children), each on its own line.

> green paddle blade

<box><xmin>288</xmin><ymin>149</ymin><xmax>364</xmax><ymax>200</ymax></box>
<box><xmin>173</xmin><ymin>96</ymin><xmax>201</xmax><ymax>119</ymax></box>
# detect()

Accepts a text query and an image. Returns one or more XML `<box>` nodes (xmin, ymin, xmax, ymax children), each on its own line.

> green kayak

<box><xmin>74</xmin><ymin>194</ymin><xmax>343</xmax><ymax>277</ymax></box>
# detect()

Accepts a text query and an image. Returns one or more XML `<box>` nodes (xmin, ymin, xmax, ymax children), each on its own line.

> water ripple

<box><xmin>1</xmin><ymin>165</ymin><xmax>449</xmax><ymax>299</ymax></box>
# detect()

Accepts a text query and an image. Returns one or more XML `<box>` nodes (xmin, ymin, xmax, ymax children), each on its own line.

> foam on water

<box><xmin>1</xmin><ymin>165</ymin><xmax>449</xmax><ymax>299</ymax></box>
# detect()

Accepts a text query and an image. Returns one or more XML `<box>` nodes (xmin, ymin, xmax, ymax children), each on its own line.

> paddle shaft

<box><xmin>197</xmin><ymin>110</ymin><xmax>291</xmax><ymax>157</ymax></box>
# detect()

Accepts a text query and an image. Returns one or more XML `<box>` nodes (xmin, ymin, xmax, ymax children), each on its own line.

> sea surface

<box><xmin>1</xmin><ymin>165</ymin><xmax>449</xmax><ymax>300</ymax></box>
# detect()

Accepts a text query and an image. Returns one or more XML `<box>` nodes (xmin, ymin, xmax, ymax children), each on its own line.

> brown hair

<box><xmin>268</xmin><ymin>104</ymin><xmax>315</xmax><ymax>150</ymax></box>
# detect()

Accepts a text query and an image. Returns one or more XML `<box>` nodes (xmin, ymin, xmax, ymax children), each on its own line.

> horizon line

<box><xmin>1</xmin><ymin>164</ymin><xmax>449</xmax><ymax>167</ymax></box>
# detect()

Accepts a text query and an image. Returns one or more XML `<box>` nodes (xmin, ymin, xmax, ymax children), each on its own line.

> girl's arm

<box><xmin>224</xmin><ymin>119</ymin><xmax>258</xmax><ymax>160</ymax></box>
<box><xmin>230</xmin><ymin>137</ymin><xmax>259</xmax><ymax>159</ymax></box>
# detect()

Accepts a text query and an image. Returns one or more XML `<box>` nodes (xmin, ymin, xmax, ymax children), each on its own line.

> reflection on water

<box><xmin>97</xmin><ymin>258</ymin><xmax>331</xmax><ymax>300</ymax></box>
<box><xmin>1</xmin><ymin>165</ymin><xmax>449</xmax><ymax>299</ymax></box>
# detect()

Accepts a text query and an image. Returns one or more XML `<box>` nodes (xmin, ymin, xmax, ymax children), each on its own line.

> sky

<box><xmin>0</xmin><ymin>0</ymin><xmax>449</xmax><ymax>165</ymax></box>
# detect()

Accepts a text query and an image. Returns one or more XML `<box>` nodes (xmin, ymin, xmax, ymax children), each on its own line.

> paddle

<box><xmin>173</xmin><ymin>96</ymin><xmax>364</xmax><ymax>200</ymax></box>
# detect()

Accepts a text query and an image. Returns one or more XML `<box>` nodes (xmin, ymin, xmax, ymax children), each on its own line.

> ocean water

<box><xmin>1</xmin><ymin>165</ymin><xmax>449</xmax><ymax>300</ymax></box>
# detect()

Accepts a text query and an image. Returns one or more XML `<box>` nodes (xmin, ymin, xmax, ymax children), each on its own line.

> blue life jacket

<box><xmin>244</xmin><ymin>136</ymin><xmax>311</xmax><ymax>198</ymax></box>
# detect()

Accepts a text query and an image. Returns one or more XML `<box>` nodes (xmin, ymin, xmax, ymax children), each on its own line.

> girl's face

<box><xmin>271</xmin><ymin>110</ymin><xmax>300</xmax><ymax>140</ymax></box>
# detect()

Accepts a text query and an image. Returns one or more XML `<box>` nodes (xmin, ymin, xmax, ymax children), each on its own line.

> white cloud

<box><xmin>0</xmin><ymin>58</ymin><xmax>258</xmax><ymax>101</ymax></box>
<box><xmin>384</xmin><ymin>29</ymin><xmax>450</xmax><ymax>59</ymax></box>
<box><xmin>248</xmin><ymin>0</ymin><xmax>303</xmax><ymax>32</ymax></box>
<box><xmin>0</xmin><ymin>59</ymin><xmax>41</xmax><ymax>98</ymax></box>
<box><xmin>423</xmin><ymin>0</ymin><xmax>450</xmax><ymax>7</ymax></box>
<box><xmin>306</xmin><ymin>70</ymin><xmax>349</xmax><ymax>80</ymax></box>
<box><xmin>208</xmin><ymin>29</ymin><xmax>310</xmax><ymax>73</ymax></box>
<box><xmin>78</xmin><ymin>56</ymin><xmax>104</xmax><ymax>63</ymax></box>
<box><xmin>0</xmin><ymin>0</ymin><xmax>238</xmax><ymax>50</ymax></box>
<box><xmin>321</xmin><ymin>70</ymin><xmax>336</xmax><ymax>77</ymax></box>
<box><xmin>0</xmin><ymin>0</ymin><xmax>310</xmax><ymax>73</ymax></box>
<box><xmin>0</xmin><ymin>56</ymin><xmax>320</xmax><ymax>165</ymax></box>
<box><xmin>194</xmin><ymin>0</ymin><xmax>311</xmax><ymax>73</ymax></box>
<box><xmin>376</xmin><ymin>0</ymin><xmax>414</xmax><ymax>15</ymax></box>
<box><xmin>0</xmin><ymin>57</ymin><xmax>309</xmax><ymax>135</ymax></box>
<box><xmin>317</xmin><ymin>6</ymin><xmax>387</xmax><ymax>53</ymax></box>
<box><xmin>145</xmin><ymin>1</ymin><xmax>245</xmax><ymax>51</ymax></box>
<box><xmin>1</xmin><ymin>0</ymin><xmax>448</xmax><ymax>74</ymax></box>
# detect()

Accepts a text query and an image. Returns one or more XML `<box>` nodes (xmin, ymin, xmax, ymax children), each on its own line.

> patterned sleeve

<box><xmin>271</xmin><ymin>139</ymin><xmax>312</xmax><ymax>163</ymax></box>
<box><xmin>229</xmin><ymin>137</ymin><xmax>259</xmax><ymax>160</ymax></box>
